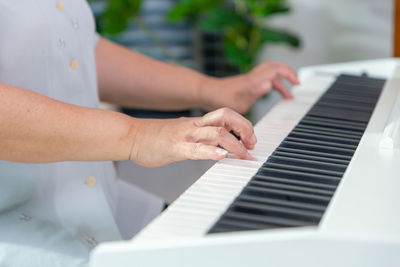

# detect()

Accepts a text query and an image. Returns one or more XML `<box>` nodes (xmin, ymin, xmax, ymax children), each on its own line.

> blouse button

<box><xmin>58</xmin><ymin>38</ymin><xmax>66</xmax><ymax>49</ymax></box>
<box><xmin>56</xmin><ymin>1</ymin><xmax>65</xmax><ymax>11</ymax></box>
<box><xmin>85</xmin><ymin>176</ymin><xmax>97</xmax><ymax>187</ymax></box>
<box><xmin>72</xmin><ymin>20</ymin><xmax>80</xmax><ymax>30</ymax></box>
<box><xmin>70</xmin><ymin>59</ymin><xmax>78</xmax><ymax>70</ymax></box>
<box><xmin>19</xmin><ymin>213</ymin><xmax>32</xmax><ymax>222</ymax></box>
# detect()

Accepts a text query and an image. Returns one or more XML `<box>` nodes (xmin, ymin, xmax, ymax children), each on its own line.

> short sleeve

<box><xmin>94</xmin><ymin>32</ymin><xmax>101</xmax><ymax>47</ymax></box>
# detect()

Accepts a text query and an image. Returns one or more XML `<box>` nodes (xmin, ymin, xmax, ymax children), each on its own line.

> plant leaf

<box><xmin>261</xmin><ymin>27</ymin><xmax>301</xmax><ymax>47</ymax></box>
<box><xmin>96</xmin><ymin>0</ymin><xmax>142</xmax><ymax>35</ymax></box>
<box><xmin>167</xmin><ymin>0</ymin><xmax>223</xmax><ymax>21</ymax></box>
<box><xmin>200</xmin><ymin>7</ymin><xmax>248</xmax><ymax>32</ymax></box>
<box><xmin>223</xmin><ymin>37</ymin><xmax>253</xmax><ymax>72</ymax></box>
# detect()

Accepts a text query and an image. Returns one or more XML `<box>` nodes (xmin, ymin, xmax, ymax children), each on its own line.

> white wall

<box><xmin>253</xmin><ymin>0</ymin><xmax>393</xmax><ymax>122</ymax></box>
<box><xmin>260</xmin><ymin>0</ymin><xmax>393</xmax><ymax>69</ymax></box>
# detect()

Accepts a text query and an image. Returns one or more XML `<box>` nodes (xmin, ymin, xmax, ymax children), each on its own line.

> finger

<box><xmin>272</xmin><ymin>79</ymin><xmax>293</xmax><ymax>99</ymax></box>
<box><xmin>181</xmin><ymin>142</ymin><xmax>228</xmax><ymax>161</ymax></box>
<box><xmin>273</xmin><ymin>64</ymin><xmax>300</xmax><ymax>85</ymax></box>
<box><xmin>195</xmin><ymin>108</ymin><xmax>257</xmax><ymax>149</ymax></box>
<box><xmin>192</xmin><ymin>126</ymin><xmax>251</xmax><ymax>159</ymax></box>
<box><xmin>202</xmin><ymin>109</ymin><xmax>257</xmax><ymax>150</ymax></box>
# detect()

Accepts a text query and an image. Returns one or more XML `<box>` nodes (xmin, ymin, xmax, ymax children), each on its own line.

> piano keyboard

<box><xmin>131</xmin><ymin>74</ymin><xmax>385</xmax><ymax>242</ymax></box>
<box><xmin>208</xmin><ymin>74</ymin><xmax>385</xmax><ymax>234</ymax></box>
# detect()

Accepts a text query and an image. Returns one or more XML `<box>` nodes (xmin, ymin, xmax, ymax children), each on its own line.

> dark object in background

<box><xmin>200</xmin><ymin>32</ymin><xmax>239</xmax><ymax>77</ymax></box>
<box><xmin>121</xmin><ymin>108</ymin><xmax>191</xmax><ymax>119</ymax></box>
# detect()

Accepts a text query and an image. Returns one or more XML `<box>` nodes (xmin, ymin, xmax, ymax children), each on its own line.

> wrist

<box><xmin>98</xmin><ymin>111</ymin><xmax>140</xmax><ymax>162</ymax></box>
<box><xmin>196</xmin><ymin>75</ymin><xmax>221</xmax><ymax>111</ymax></box>
<box><xmin>197</xmin><ymin>74</ymin><xmax>250</xmax><ymax>112</ymax></box>
<box><xmin>125</xmin><ymin>116</ymin><xmax>143</xmax><ymax>162</ymax></box>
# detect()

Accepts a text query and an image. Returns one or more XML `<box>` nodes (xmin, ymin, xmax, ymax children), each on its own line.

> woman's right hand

<box><xmin>129</xmin><ymin>108</ymin><xmax>257</xmax><ymax>167</ymax></box>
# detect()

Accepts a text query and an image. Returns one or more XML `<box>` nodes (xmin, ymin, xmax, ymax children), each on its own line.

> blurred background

<box><xmin>89</xmin><ymin>0</ymin><xmax>393</xmax><ymax>203</ymax></box>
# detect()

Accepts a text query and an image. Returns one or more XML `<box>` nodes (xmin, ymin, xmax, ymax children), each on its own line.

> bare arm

<box><xmin>0</xmin><ymin>82</ymin><xmax>135</xmax><ymax>163</ymax></box>
<box><xmin>95</xmin><ymin>37</ymin><xmax>299</xmax><ymax>114</ymax></box>
<box><xmin>0</xmin><ymin>82</ymin><xmax>255</xmax><ymax>166</ymax></box>
<box><xmin>95</xmin><ymin>37</ymin><xmax>207</xmax><ymax>111</ymax></box>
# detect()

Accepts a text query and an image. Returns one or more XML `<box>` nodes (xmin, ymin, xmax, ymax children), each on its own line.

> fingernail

<box><xmin>215</xmin><ymin>148</ymin><xmax>228</xmax><ymax>157</ymax></box>
<box><xmin>250</xmin><ymin>134</ymin><xmax>257</xmax><ymax>144</ymax></box>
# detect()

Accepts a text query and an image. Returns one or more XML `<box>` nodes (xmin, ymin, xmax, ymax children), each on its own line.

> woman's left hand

<box><xmin>198</xmin><ymin>61</ymin><xmax>300</xmax><ymax>114</ymax></box>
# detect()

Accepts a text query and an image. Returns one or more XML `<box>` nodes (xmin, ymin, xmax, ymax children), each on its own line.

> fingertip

<box><xmin>234</xmin><ymin>150</ymin><xmax>253</xmax><ymax>160</ymax></box>
<box><xmin>245</xmin><ymin>152</ymin><xmax>254</xmax><ymax>160</ymax></box>
<box><xmin>288</xmin><ymin>76</ymin><xmax>299</xmax><ymax>85</ymax></box>
<box><xmin>285</xmin><ymin>91</ymin><xmax>294</xmax><ymax>99</ymax></box>
<box><xmin>280</xmin><ymin>89</ymin><xmax>293</xmax><ymax>100</ymax></box>
<box><xmin>250</xmin><ymin>134</ymin><xmax>257</xmax><ymax>144</ymax></box>
<box><xmin>241</xmin><ymin>132</ymin><xmax>257</xmax><ymax>149</ymax></box>
<box><xmin>291</xmin><ymin>73</ymin><xmax>300</xmax><ymax>84</ymax></box>
<box><xmin>214</xmin><ymin>148</ymin><xmax>228</xmax><ymax>160</ymax></box>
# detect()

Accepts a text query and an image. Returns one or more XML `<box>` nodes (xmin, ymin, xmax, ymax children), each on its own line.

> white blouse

<box><xmin>0</xmin><ymin>0</ymin><xmax>163</xmax><ymax>266</ymax></box>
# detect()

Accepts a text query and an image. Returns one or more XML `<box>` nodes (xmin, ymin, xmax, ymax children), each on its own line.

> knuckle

<box><xmin>215</xmin><ymin>126</ymin><xmax>227</xmax><ymax>137</ymax></box>
<box><xmin>260</xmin><ymin>80</ymin><xmax>272</xmax><ymax>90</ymax></box>
<box><xmin>219</xmin><ymin>107</ymin><xmax>231</xmax><ymax>117</ymax></box>
<box><xmin>193</xmin><ymin>117</ymin><xmax>204</xmax><ymax>127</ymax></box>
<box><xmin>185</xmin><ymin>130</ymin><xmax>196</xmax><ymax>143</ymax></box>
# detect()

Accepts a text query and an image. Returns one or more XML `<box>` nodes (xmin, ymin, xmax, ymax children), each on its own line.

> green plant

<box><xmin>168</xmin><ymin>0</ymin><xmax>300</xmax><ymax>73</ymax></box>
<box><xmin>89</xmin><ymin>0</ymin><xmax>142</xmax><ymax>35</ymax></box>
<box><xmin>90</xmin><ymin>0</ymin><xmax>300</xmax><ymax>73</ymax></box>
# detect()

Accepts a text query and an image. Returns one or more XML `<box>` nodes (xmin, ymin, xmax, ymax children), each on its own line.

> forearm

<box><xmin>95</xmin><ymin>37</ymin><xmax>212</xmax><ymax>111</ymax></box>
<box><xmin>0</xmin><ymin>82</ymin><xmax>136</xmax><ymax>163</ymax></box>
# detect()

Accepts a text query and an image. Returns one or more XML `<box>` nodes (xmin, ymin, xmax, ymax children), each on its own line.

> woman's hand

<box><xmin>198</xmin><ymin>61</ymin><xmax>300</xmax><ymax>114</ymax></box>
<box><xmin>129</xmin><ymin>108</ymin><xmax>256</xmax><ymax>167</ymax></box>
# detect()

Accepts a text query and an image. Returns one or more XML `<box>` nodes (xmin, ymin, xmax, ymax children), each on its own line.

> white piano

<box><xmin>91</xmin><ymin>58</ymin><xmax>400</xmax><ymax>267</ymax></box>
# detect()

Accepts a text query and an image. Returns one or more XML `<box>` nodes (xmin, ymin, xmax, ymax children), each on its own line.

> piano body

<box><xmin>91</xmin><ymin>58</ymin><xmax>400</xmax><ymax>267</ymax></box>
